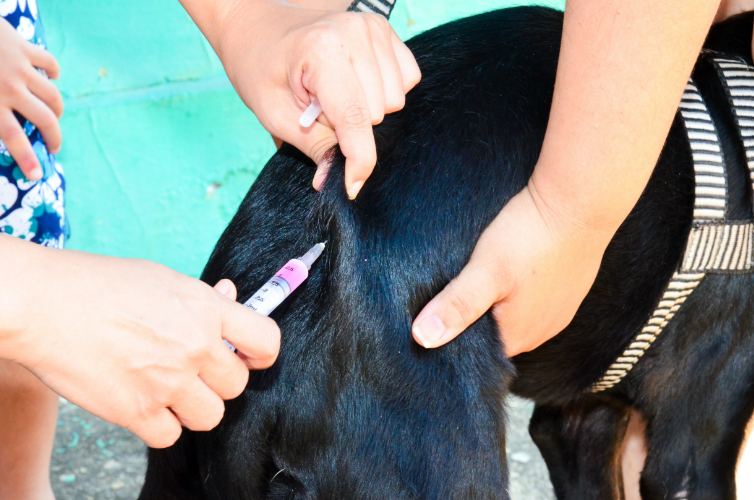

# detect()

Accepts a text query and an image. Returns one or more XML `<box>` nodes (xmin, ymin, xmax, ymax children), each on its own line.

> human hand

<box><xmin>0</xmin><ymin>17</ymin><xmax>63</xmax><ymax>181</ymax></box>
<box><xmin>215</xmin><ymin>2</ymin><xmax>420</xmax><ymax>198</ymax></box>
<box><xmin>411</xmin><ymin>183</ymin><xmax>613</xmax><ymax>356</ymax></box>
<box><xmin>0</xmin><ymin>238</ymin><xmax>280</xmax><ymax>448</ymax></box>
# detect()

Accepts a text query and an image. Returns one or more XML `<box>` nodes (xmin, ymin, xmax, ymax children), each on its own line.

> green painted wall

<box><xmin>40</xmin><ymin>0</ymin><xmax>564</xmax><ymax>277</ymax></box>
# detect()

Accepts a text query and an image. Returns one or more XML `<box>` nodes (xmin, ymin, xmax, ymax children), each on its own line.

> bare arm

<box><xmin>534</xmin><ymin>0</ymin><xmax>720</xmax><ymax>234</ymax></box>
<box><xmin>413</xmin><ymin>0</ymin><xmax>723</xmax><ymax>353</ymax></box>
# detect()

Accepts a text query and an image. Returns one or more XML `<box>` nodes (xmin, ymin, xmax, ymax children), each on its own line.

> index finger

<box><xmin>310</xmin><ymin>60</ymin><xmax>377</xmax><ymax>199</ymax></box>
<box><xmin>0</xmin><ymin>109</ymin><xmax>41</xmax><ymax>180</ymax></box>
<box><xmin>219</xmin><ymin>297</ymin><xmax>281</xmax><ymax>370</ymax></box>
<box><xmin>25</xmin><ymin>43</ymin><xmax>60</xmax><ymax>80</ymax></box>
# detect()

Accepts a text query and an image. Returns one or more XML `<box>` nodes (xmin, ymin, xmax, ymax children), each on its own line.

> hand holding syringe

<box><xmin>224</xmin><ymin>242</ymin><xmax>326</xmax><ymax>351</ymax></box>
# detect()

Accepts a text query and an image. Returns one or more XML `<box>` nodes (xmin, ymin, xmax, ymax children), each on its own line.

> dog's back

<box><xmin>140</xmin><ymin>7</ymin><xmax>754</xmax><ymax>499</ymax></box>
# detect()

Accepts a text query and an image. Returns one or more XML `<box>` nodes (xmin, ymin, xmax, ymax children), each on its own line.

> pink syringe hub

<box><xmin>275</xmin><ymin>259</ymin><xmax>309</xmax><ymax>291</ymax></box>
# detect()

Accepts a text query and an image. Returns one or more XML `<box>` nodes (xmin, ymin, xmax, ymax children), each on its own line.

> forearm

<box><xmin>177</xmin><ymin>0</ymin><xmax>351</xmax><ymax>57</ymax></box>
<box><xmin>0</xmin><ymin>236</ymin><xmax>47</xmax><ymax>361</ymax></box>
<box><xmin>532</xmin><ymin>0</ymin><xmax>722</xmax><ymax>236</ymax></box>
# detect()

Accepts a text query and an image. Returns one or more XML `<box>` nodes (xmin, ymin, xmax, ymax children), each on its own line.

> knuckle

<box><xmin>188</xmin><ymin>334</ymin><xmax>214</xmax><ymax>363</ymax></box>
<box><xmin>403</xmin><ymin>64</ymin><xmax>422</xmax><ymax>90</ymax></box>
<box><xmin>341</xmin><ymin>102</ymin><xmax>371</xmax><ymax>129</ymax></box>
<box><xmin>384</xmin><ymin>93</ymin><xmax>404</xmax><ymax>114</ymax></box>
<box><xmin>161</xmin><ymin>376</ymin><xmax>187</xmax><ymax>403</ymax></box>
<box><xmin>152</xmin><ymin>423</ymin><xmax>182</xmax><ymax>449</ymax></box>
<box><xmin>409</xmin><ymin>68</ymin><xmax>422</xmax><ymax>88</ymax></box>
<box><xmin>343</xmin><ymin>12</ymin><xmax>369</xmax><ymax>31</ymax></box>
<box><xmin>124</xmin><ymin>396</ymin><xmax>160</xmax><ymax>436</ymax></box>
<box><xmin>228</xmin><ymin>368</ymin><xmax>249</xmax><ymax>398</ymax></box>
<box><xmin>189</xmin><ymin>401</ymin><xmax>225</xmax><ymax>432</ymax></box>
<box><xmin>20</xmin><ymin>64</ymin><xmax>36</xmax><ymax>81</ymax></box>
<box><xmin>36</xmin><ymin>113</ymin><xmax>57</xmax><ymax>132</ymax></box>
<box><xmin>307</xmin><ymin>137</ymin><xmax>337</xmax><ymax>164</ymax></box>
<box><xmin>445</xmin><ymin>286</ymin><xmax>477</xmax><ymax>325</ymax></box>
<box><xmin>0</xmin><ymin>122</ymin><xmax>24</xmax><ymax>143</ymax></box>
<box><xmin>0</xmin><ymin>79</ymin><xmax>23</xmax><ymax>99</ymax></box>
<box><xmin>49</xmin><ymin>91</ymin><xmax>64</xmax><ymax>116</ymax></box>
<box><xmin>365</xmin><ymin>12</ymin><xmax>390</xmax><ymax>32</ymax></box>
<box><xmin>370</xmin><ymin>104</ymin><xmax>385</xmax><ymax>125</ymax></box>
<box><xmin>47</xmin><ymin>56</ymin><xmax>61</xmax><ymax>75</ymax></box>
<box><xmin>305</xmin><ymin>27</ymin><xmax>341</xmax><ymax>52</ymax></box>
<box><xmin>208</xmin><ymin>401</ymin><xmax>226</xmax><ymax>429</ymax></box>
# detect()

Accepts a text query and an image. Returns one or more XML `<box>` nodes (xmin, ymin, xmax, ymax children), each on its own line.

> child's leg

<box><xmin>0</xmin><ymin>360</ymin><xmax>58</xmax><ymax>500</ymax></box>
<box><xmin>621</xmin><ymin>411</ymin><xmax>647</xmax><ymax>500</ymax></box>
<box><xmin>738</xmin><ymin>415</ymin><xmax>754</xmax><ymax>496</ymax></box>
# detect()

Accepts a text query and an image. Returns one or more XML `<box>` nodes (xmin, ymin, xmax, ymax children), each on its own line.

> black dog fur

<box><xmin>139</xmin><ymin>8</ymin><xmax>754</xmax><ymax>499</ymax></box>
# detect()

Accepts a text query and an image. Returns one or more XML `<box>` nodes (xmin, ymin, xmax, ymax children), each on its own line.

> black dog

<box><xmin>140</xmin><ymin>8</ymin><xmax>754</xmax><ymax>499</ymax></box>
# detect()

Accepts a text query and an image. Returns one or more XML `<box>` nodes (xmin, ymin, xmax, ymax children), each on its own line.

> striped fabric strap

<box><xmin>713</xmin><ymin>56</ymin><xmax>754</xmax><ymax>203</ymax></box>
<box><xmin>681</xmin><ymin>222</ymin><xmax>753</xmax><ymax>272</ymax></box>
<box><xmin>591</xmin><ymin>272</ymin><xmax>705</xmax><ymax>392</ymax></box>
<box><xmin>682</xmin><ymin>81</ymin><xmax>727</xmax><ymax>219</ymax></box>
<box><xmin>347</xmin><ymin>0</ymin><xmax>395</xmax><ymax>18</ymax></box>
<box><xmin>592</xmin><ymin>75</ymin><xmax>754</xmax><ymax>392</ymax></box>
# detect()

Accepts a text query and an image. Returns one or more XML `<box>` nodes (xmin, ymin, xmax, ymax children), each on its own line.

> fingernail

<box><xmin>50</xmin><ymin>146</ymin><xmax>61</xmax><ymax>155</ymax></box>
<box><xmin>413</xmin><ymin>315</ymin><xmax>446</xmax><ymax>348</ymax></box>
<box><xmin>347</xmin><ymin>180</ymin><xmax>364</xmax><ymax>200</ymax></box>
<box><xmin>27</xmin><ymin>167</ymin><xmax>42</xmax><ymax>181</ymax></box>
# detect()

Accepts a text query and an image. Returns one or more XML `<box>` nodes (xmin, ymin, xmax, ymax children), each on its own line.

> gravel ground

<box><xmin>51</xmin><ymin>396</ymin><xmax>554</xmax><ymax>499</ymax></box>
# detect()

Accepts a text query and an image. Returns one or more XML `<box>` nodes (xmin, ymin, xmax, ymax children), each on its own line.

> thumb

<box><xmin>412</xmin><ymin>256</ymin><xmax>508</xmax><ymax>349</ymax></box>
<box><xmin>213</xmin><ymin>279</ymin><xmax>237</xmax><ymax>301</ymax></box>
<box><xmin>285</xmin><ymin>119</ymin><xmax>339</xmax><ymax>191</ymax></box>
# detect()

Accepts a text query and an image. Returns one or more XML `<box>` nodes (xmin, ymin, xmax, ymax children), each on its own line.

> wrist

<box><xmin>526</xmin><ymin>170</ymin><xmax>627</xmax><ymax>245</ymax></box>
<box><xmin>178</xmin><ymin>0</ymin><xmax>281</xmax><ymax>57</ymax></box>
<box><xmin>213</xmin><ymin>0</ymin><xmax>293</xmax><ymax>68</ymax></box>
<box><xmin>212</xmin><ymin>0</ymin><xmax>350</xmax><ymax>64</ymax></box>
<box><xmin>286</xmin><ymin>0</ymin><xmax>351</xmax><ymax>10</ymax></box>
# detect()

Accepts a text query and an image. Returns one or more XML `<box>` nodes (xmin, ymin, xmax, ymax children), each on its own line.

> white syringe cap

<box><xmin>298</xmin><ymin>242</ymin><xmax>326</xmax><ymax>270</ymax></box>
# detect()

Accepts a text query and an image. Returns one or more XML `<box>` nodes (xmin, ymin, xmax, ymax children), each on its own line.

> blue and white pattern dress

<box><xmin>0</xmin><ymin>0</ymin><xmax>68</xmax><ymax>248</ymax></box>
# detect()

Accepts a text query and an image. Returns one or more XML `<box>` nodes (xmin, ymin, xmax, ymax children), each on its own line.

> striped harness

<box><xmin>593</xmin><ymin>54</ymin><xmax>754</xmax><ymax>392</ymax></box>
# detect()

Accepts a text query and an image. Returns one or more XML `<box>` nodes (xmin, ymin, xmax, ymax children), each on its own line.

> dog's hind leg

<box><xmin>637</xmin><ymin>401</ymin><xmax>751</xmax><ymax>500</ymax></box>
<box><xmin>636</xmin><ymin>383</ymin><xmax>754</xmax><ymax>500</ymax></box>
<box><xmin>628</xmin><ymin>274</ymin><xmax>754</xmax><ymax>500</ymax></box>
<box><xmin>529</xmin><ymin>398</ymin><xmax>630</xmax><ymax>500</ymax></box>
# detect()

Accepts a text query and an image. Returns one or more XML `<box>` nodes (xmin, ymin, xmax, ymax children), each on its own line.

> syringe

<box><xmin>299</xmin><ymin>98</ymin><xmax>323</xmax><ymax>128</ymax></box>
<box><xmin>224</xmin><ymin>242</ymin><xmax>326</xmax><ymax>352</ymax></box>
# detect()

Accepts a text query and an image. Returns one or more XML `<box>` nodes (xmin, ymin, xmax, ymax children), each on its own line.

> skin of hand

<box><xmin>0</xmin><ymin>17</ymin><xmax>63</xmax><ymax>181</ymax></box>
<box><xmin>178</xmin><ymin>0</ymin><xmax>420</xmax><ymax>199</ymax></box>
<box><xmin>716</xmin><ymin>0</ymin><xmax>754</xmax><ymax>21</ymax></box>
<box><xmin>0</xmin><ymin>236</ymin><xmax>280</xmax><ymax>448</ymax></box>
<box><xmin>412</xmin><ymin>0</ymin><xmax>724</xmax><ymax>356</ymax></box>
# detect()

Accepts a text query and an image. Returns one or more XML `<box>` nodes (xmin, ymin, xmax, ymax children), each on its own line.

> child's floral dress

<box><xmin>0</xmin><ymin>0</ymin><xmax>68</xmax><ymax>248</ymax></box>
